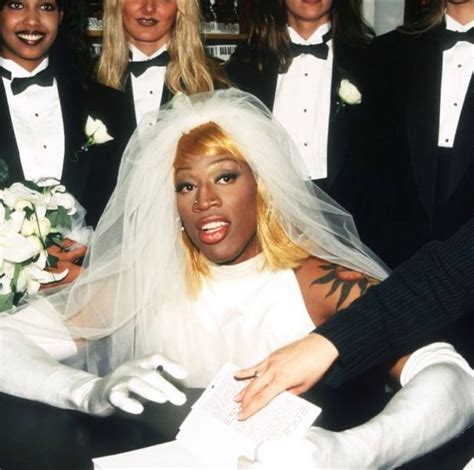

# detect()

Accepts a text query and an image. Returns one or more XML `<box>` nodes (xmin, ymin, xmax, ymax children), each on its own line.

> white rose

<box><xmin>0</xmin><ymin>232</ymin><xmax>41</xmax><ymax>265</ymax></box>
<box><xmin>49</xmin><ymin>187</ymin><xmax>77</xmax><ymax>215</ymax></box>
<box><xmin>17</xmin><ymin>251</ymin><xmax>67</xmax><ymax>295</ymax></box>
<box><xmin>21</xmin><ymin>218</ymin><xmax>35</xmax><ymax>237</ymax></box>
<box><xmin>1</xmin><ymin>182</ymin><xmax>44</xmax><ymax>209</ymax></box>
<box><xmin>14</xmin><ymin>200</ymin><xmax>34</xmax><ymax>211</ymax></box>
<box><xmin>338</xmin><ymin>79</ymin><xmax>362</xmax><ymax>105</ymax></box>
<box><xmin>34</xmin><ymin>217</ymin><xmax>51</xmax><ymax>237</ymax></box>
<box><xmin>85</xmin><ymin>116</ymin><xmax>114</xmax><ymax>145</ymax></box>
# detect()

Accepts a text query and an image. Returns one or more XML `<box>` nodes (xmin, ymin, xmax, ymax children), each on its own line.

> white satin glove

<box><xmin>0</xmin><ymin>327</ymin><xmax>187</xmax><ymax>416</ymax></box>
<box><xmin>241</xmin><ymin>343</ymin><xmax>474</xmax><ymax>469</ymax></box>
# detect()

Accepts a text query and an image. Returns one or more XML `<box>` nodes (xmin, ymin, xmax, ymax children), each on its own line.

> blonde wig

<box><xmin>174</xmin><ymin>122</ymin><xmax>310</xmax><ymax>296</ymax></box>
<box><xmin>97</xmin><ymin>0</ymin><xmax>228</xmax><ymax>93</ymax></box>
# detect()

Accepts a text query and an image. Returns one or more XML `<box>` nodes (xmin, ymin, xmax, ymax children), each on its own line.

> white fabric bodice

<box><xmin>152</xmin><ymin>255</ymin><xmax>315</xmax><ymax>387</ymax></box>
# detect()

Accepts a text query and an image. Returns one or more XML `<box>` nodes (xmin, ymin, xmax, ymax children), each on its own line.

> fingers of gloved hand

<box><xmin>136</xmin><ymin>371</ymin><xmax>187</xmax><ymax>406</ymax></box>
<box><xmin>108</xmin><ymin>388</ymin><xmax>144</xmax><ymax>415</ymax></box>
<box><xmin>134</xmin><ymin>353</ymin><xmax>188</xmax><ymax>380</ymax></box>
<box><xmin>112</xmin><ymin>372</ymin><xmax>186</xmax><ymax>405</ymax></box>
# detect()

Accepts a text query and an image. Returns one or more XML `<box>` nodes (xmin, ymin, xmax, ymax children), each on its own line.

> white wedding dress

<box><xmin>154</xmin><ymin>254</ymin><xmax>314</xmax><ymax>387</ymax></box>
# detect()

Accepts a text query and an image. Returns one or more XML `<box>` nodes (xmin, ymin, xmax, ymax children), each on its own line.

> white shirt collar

<box><xmin>445</xmin><ymin>13</ymin><xmax>474</xmax><ymax>32</ymax></box>
<box><xmin>0</xmin><ymin>57</ymin><xmax>49</xmax><ymax>79</ymax></box>
<box><xmin>129</xmin><ymin>43</ymin><xmax>169</xmax><ymax>62</ymax></box>
<box><xmin>288</xmin><ymin>22</ymin><xmax>331</xmax><ymax>45</ymax></box>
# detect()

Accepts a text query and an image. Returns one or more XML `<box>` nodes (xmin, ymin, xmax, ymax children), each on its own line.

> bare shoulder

<box><xmin>295</xmin><ymin>257</ymin><xmax>379</xmax><ymax>326</ymax></box>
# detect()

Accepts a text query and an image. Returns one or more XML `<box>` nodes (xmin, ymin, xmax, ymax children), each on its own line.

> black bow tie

<box><xmin>441</xmin><ymin>27</ymin><xmax>474</xmax><ymax>50</ymax></box>
<box><xmin>290</xmin><ymin>29</ymin><xmax>331</xmax><ymax>60</ymax></box>
<box><xmin>128</xmin><ymin>51</ymin><xmax>170</xmax><ymax>77</ymax></box>
<box><xmin>0</xmin><ymin>66</ymin><xmax>54</xmax><ymax>95</ymax></box>
<box><xmin>291</xmin><ymin>42</ymin><xmax>329</xmax><ymax>60</ymax></box>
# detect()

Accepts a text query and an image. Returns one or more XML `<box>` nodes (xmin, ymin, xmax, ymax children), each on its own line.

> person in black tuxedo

<box><xmin>225</xmin><ymin>0</ymin><xmax>375</xmax><ymax>217</ymax></box>
<box><xmin>0</xmin><ymin>0</ymin><xmax>125</xmax><ymax>276</ymax></box>
<box><xmin>92</xmin><ymin>0</ymin><xmax>229</xmax><ymax>217</ymax></box>
<box><xmin>0</xmin><ymin>0</ymin><xmax>124</xmax><ymax>219</ymax></box>
<box><xmin>363</xmin><ymin>0</ymin><xmax>474</xmax><ymax>364</ymax></box>
<box><xmin>96</xmin><ymin>0</ymin><xmax>228</xmax><ymax>133</ymax></box>
<box><xmin>366</xmin><ymin>0</ymin><xmax>473</xmax><ymax>268</ymax></box>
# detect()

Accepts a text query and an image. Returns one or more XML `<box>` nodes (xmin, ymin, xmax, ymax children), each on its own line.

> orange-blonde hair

<box><xmin>174</xmin><ymin>122</ymin><xmax>309</xmax><ymax>296</ymax></box>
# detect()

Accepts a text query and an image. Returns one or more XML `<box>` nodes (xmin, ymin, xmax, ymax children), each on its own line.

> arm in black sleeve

<box><xmin>318</xmin><ymin>218</ymin><xmax>474</xmax><ymax>384</ymax></box>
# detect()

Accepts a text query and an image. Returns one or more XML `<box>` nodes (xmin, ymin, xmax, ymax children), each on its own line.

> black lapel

<box><xmin>450</xmin><ymin>74</ymin><xmax>474</xmax><ymax>185</ymax></box>
<box><xmin>0</xmin><ymin>81</ymin><xmax>24</xmax><ymax>184</ymax></box>
<box><xmin>56</xmin><ymin>74</ymin><xmax>92</xmax><ymax>202</ymax></box>
<box><xmin>327</xmin><ymin>40</ymin><xmax>358</xmax><ymax>188</ymax></box>
<box><xmin>160</xmin><ymin>84</ymin><xmax>173</xmax><ymax>106</ymax></box>
<box><xmin>124</xmin><ymin>74</ymin><xmax>138</xmax><ymax>130</ymax></box>
<box><xmin>259</xmin><ymin>61</ymin><xmax>279</xmax><ymax>111</ymax></box>
<box><xmin>404</xmin><ymin>26</ymin><xmax>444</xmax><ymax>218</ymax></box>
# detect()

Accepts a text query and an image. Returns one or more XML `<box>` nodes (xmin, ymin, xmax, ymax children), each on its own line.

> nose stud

<box><xmin>193</xmin><ymin>200</ymin><xmax>198</xmax><ymax>205</ymax></box>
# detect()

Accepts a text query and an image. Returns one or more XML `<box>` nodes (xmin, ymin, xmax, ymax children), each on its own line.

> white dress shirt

<box><xmin>273</xmin><ymin>24</ymin><xmax>333</xmax><ymax>180</ymax></box>
<box><xmin>1</xmin><ymin>57</ymin><xmax>65</xmax><ymax>181</ymax></box>
<box><xmin>438</xmin><ymin>14</ymin><xmax>474</xmax><ymax>148</ymax></box>
<box><xmin>129</xmin><ymin>44</ymin><xmax>167</xmax><ymax>127</ymax></box>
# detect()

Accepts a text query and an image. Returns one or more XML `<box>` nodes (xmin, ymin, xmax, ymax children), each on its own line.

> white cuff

<box><xmin>401</xmin><ymin>342</ymin><xmax>473</xmax><ymax>386</ymax></box>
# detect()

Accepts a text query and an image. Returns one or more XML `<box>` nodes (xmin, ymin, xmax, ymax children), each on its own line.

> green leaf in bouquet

<box><xmin>47</xmin><ymin>206</ymin><xmax>72</xmax><ymax>230</ymax></box>
<box><xmin>0</xmin><ymin>292</ymin><xmax>14</xmax><ymax>312</ymax></box>
<box><xmin>47</xmin><ymin>253</ymin><xmax>59</xmax><ymax>268</ymax></box>
<box><xmin>24</xmin><ymin>206</ymin><xmax>35</xmax><ymax>219</ymax></box>
<box><xmin>0</xmin><ymin>159</ymin><xmax>10</xmax><ymax>185</ymax></box>
<box><xmin>12</xmin><ymin>263</ymin><xmax>22</xmax><ymax>286</ymax></box>
<box><xmin>45</xmin><ymin>231</ymin><xmax>64</xmax><ymax>249</ymax></box>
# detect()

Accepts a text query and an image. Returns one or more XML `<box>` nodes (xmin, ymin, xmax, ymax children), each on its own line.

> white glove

<box><xmin>0</xmin><ymin>327</ymin><xmax>187</xmax><ymax>416</ymax></box>
<box><xmin>243</xmin><ymin>343</ymin><xmax>474</xmax><ymax>469</ymax></box>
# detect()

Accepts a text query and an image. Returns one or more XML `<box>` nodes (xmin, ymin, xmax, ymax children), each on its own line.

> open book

<box><xmin>94</xmin><ymin>363</ymin><xmax>321</xmax><ymax>469</ymax></box>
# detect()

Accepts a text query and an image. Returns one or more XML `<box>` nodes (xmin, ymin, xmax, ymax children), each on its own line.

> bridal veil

<box><xmin>0</xmin><ymin>89</ymin><xmax>389</xmax><ymax>373</ymax></box>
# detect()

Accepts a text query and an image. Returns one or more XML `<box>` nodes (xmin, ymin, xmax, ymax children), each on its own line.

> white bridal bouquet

<box><xmin>0</xmin><ymin>180</ymin><xmax>79</xmax><ymax>312</ymax></box>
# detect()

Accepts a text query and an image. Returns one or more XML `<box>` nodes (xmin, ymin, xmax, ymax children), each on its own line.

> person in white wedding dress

<box><xmin>0</xmin><ymin>89</ymin><xmax>472</xmax><ymax>468</ymax></box>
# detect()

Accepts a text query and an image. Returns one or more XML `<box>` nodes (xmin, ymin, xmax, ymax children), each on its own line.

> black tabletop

<box><xmin>0</xmin><ymin>389</ymin><xmax>472</xmax><ymax>470</ymax></box>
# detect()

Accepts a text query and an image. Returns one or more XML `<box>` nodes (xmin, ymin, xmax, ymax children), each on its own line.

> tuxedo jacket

<box><xmin>225</xmin><ymin>40</ymin><xmax>376</xmax><ymax>221</ymax></box>
<box><xmin>365</xmin><ymin>26</ymin><xmax>474</xmax><ymax>268</ymax></box>
<box><xmin>0</xmin><ymin>63</ymin><xmax>127</xmax><ymax>227</ymax></box>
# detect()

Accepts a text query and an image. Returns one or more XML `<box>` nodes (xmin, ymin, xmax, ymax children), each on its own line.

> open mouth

<box><xmin>201</xmin><ymin>221</ymin><xmax>230</xmax><ymax>233</ymax></box>
<box><xmin>16</xmin><ymin>31</ymin><xmax>46</xmax><ymax>45</ymax></box>
<box><xmin>136</xmin><ymin>18</ymin><xmax>158</xmax><ymax>27</ymax></box>
<box><xmin>198</xmin><ymin>220</ymin><xmax>230</xmax><ymax>244</ymax></box>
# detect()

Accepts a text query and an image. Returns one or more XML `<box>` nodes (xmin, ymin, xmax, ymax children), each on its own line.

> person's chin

<box><xmin>202</xmin><ymin>246</ymin><xmax>241</xmax><ymax>266</ymax></box>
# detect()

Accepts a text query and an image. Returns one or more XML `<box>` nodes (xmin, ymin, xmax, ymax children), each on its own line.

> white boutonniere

<box><xmin>337</xmin><ymin>79</ymin><xmax>362</xmax><ymax>110</ymax></box>
<box><xmin>81</xmin><ymin>116</ymin><xmax>114</xmax><ymax>151</ymax></box>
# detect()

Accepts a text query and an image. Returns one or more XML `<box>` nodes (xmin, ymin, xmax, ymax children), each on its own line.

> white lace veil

<box><xmin>1</xmin><ymin>89</ymin><xmax>389</xmax><ymax>374</ymax></box>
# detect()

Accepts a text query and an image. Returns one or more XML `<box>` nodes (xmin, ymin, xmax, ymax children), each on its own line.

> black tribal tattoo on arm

<box><xmin>311</xmin><ymin>262</ymin><xmax>378</xmax><ymax>310</ymax></box>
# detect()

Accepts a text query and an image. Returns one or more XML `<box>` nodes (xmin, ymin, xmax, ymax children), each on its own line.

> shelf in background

<box><xmin>86</xmin><ymin>31</ymin><xmax>246</xmax><ymax>41</ymax></box>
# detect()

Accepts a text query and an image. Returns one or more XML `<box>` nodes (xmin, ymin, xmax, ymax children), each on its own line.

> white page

<box><xmin>177</xmin><ymin>363</ymin><xmax>321</xmax><ymax>463</ymax></box>
<box><xmin>93</xmin><ymin>363</ymin><xmax>321</xmax><ymax>469</ymax></box>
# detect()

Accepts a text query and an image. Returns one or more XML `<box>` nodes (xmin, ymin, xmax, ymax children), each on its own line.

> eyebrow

<box><xmin>175</xmin><ymin>156</ymin><xmax>239</xmax><ymax>174</ymax></box>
